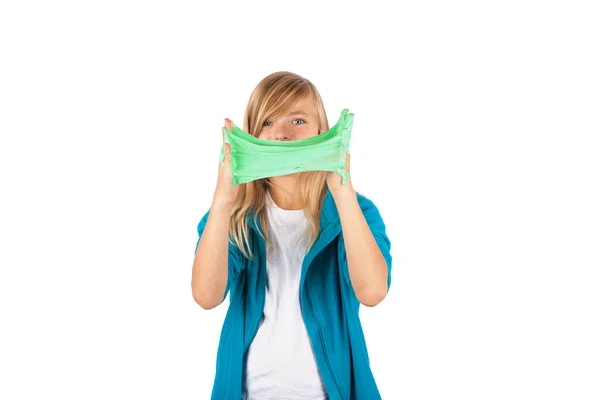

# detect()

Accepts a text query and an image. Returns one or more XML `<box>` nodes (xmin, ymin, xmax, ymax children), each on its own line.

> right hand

<box><xmin>213</xmin><ymin>118</ymin><xmax>239</xmax><ymax>206</ymax></box>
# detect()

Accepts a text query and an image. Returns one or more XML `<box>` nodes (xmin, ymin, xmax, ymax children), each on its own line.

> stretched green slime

<box><xmin>220</xmin><ymin>108</ymin><xmax>354</xmax><ymax>185</ymax></box>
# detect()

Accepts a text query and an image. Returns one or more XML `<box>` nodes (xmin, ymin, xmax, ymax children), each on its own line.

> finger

<box><xmin>225</xmin><ymin>118</ymin><xmax>232</xmax><ymax>131</ymax></box>
<box><xmin>343</xmin><ymin>153</ymin><xmax>350</xmax><ymax>171</ymax></box>
<box><xmin>223</xmin><ymin>143</ymin><xmax>232</xmax><ymax>170</ymax></box>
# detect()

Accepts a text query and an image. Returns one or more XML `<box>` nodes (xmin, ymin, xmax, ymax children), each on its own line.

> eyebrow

<box><xmin>286</xmin><ymin>111</ymin><xmax>308</xmax><ymax>117</ymax></box>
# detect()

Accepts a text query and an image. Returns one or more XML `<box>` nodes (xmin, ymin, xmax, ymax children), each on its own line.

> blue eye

<box><xmin>262</xmin><ymin>119</ymin><xmax>305</xmax><ymax>127</ymax></box>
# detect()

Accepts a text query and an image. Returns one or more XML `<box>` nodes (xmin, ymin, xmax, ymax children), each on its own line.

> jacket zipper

<box><xmin>241</xmin><ymin>234</ymin><xmax>267</xmax><ymax>400</ymax></box>
<box><xmin>245</xmin><ymin>304</ymin><xmax>263</xmax><ymax>351</ymax></box>
<box><xmin>307</xmin><ymin>283</ymin><xmax>345</xmax><ymax>399</ymax></box>
<box><xmin>245</xmin><ymin>286</ymin><xmax>266</xmax><ymax>352</ymax></box>
<box><xmin>244</xmin><ymin>239</ymin><xmax>267</xmax><ymax>352</ymax></box>
<box><xmin>241</xmin><ymin>263</ymin><xmax>266</xmax><ymax>398</ymax></box>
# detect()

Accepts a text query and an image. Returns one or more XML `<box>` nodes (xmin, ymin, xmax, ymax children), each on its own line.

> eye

<box><xmin>292</xmin><ymin>119</ymin><xmax>305</xmax><ymax>125</ymax></box>
<box><xmin>262</xmin><ymin>121</ymin><xmax>272</xmax><ymax>127</ymax></box>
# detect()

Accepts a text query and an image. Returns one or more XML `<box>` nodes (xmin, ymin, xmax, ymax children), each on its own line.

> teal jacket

<box><xmin>194</xmin><ymin>189</ymin><xmax>393</xmax><ymax>399</ymax></box>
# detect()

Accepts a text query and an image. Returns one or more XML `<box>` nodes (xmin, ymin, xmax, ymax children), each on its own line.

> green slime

<box><xmin>221</xmin><ymin>108</ymin><xmax>354</xmax><ymax>185</ymax></box>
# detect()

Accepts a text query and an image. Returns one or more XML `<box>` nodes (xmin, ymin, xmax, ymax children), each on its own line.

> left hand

<box><xmin>327</xmin><ymin>152</ymin><xmax>355</xmax><ymax>195</ymax></box>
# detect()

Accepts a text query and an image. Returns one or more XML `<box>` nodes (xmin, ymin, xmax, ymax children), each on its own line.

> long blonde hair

<box><xmin>229</xmin><ymin>71</ymin><xmax>330</xmax><ymax>259</ymax></box>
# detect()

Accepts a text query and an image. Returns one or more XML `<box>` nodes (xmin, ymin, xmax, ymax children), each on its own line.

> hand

<box><xmin>327</xmin><ymin>152</ymin><xmax>355</xmax><ymax>196</ymax></box>
<box><xmin>213</xmin><ymin>118</ymin><xmax>239</xmax><ymax>206</ymax></box>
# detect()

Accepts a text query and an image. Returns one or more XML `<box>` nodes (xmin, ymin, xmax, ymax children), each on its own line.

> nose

<box><xmin>273</xmin><ymin>123</ymin><xmax>291</xmax><ymax>141</ymax></box>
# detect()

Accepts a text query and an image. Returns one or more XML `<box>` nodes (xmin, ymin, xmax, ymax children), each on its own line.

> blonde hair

<box><xmin>229</xmin><ymin>71</ymin><xmax>330</xmax><ymax>259</ymax></box>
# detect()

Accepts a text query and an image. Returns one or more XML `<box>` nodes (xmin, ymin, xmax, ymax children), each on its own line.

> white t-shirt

<box><xmin>243</xmin><ymin>191</ymin><xmax>328</xmax><ymax>400</ymax></box>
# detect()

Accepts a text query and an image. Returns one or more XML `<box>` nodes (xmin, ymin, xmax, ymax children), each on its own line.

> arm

<box><xmin>334</xmin><ymin>188</ymin><xmax>392</xmax><ymax>307</ymax></box>
<box><xmin>192</xmin><ymin>118</ymin><xmax>242</xmax><ymax>309</ymax></box>
<box><xmin>192</xmin><ymin>198</ymin><xmax>239</xmax><ymax>309</ymax></box>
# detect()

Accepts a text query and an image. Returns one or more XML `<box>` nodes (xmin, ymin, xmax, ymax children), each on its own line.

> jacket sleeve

<box><xmin>193</xmin><ymin>209</ymin><xmax>245</xmax><ymax>302</ymax></box>
<box><xmin>338</xmin><ymin>195</ymin><xmax>393</xmax><ymax>298</ymax></box>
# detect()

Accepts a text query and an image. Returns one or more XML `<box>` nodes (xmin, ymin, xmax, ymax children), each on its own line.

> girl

<box><xmin>192</xmin><ymin>71</ymin><xmax>392</xmax><ymax>400</ymax></box>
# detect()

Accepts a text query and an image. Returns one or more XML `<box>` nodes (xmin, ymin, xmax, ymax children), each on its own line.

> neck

<box><xmin>267</xmin><ymin>174</ymin><xmax>304</xmax><ymax>210</ymax></box>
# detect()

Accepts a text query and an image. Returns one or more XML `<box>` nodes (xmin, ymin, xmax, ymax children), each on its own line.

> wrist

<box><xmin>211</xmin><ymin>195</ymin><xmax>235</xmax><ymax>212</ymax></box>
<box><xmin>331</xmin><ymin>184</ymin><xmax>356</xmax><ymax>202</ymax></box>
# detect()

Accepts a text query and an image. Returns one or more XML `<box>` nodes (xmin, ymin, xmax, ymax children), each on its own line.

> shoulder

<box><xmin>355</xmin><ymin>190</ymin><xmax>374</xmax><ymax>206</ymax></box>
<box><xmin>197</xmin><ymin>208</ymin><xmax>210</xmax><ymax>230</ymax></box>
<box><xmin>354</xmin><ymin>191</ymin><xmax>388</xmax><ymax>229</ymax></box>
<box><xmin>322</xmin><ymin>188</ymin><xmax>383</xmax><ymax>225</ymax></box>
<box><xmin>355</xmin><ymin>191</ymin><xmax>379</xmax><ymax>212</ymax></box>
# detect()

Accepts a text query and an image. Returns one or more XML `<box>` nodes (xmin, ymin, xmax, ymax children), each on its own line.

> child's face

<box><xmin>258</xmin><ymin>97</ymin><xmax>320</xmax><ymax>141</ymax></box>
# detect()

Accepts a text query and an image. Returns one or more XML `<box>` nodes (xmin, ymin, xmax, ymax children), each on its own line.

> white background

<box><xmin>1</xmin><ymin>1</ymin><xmax>599</xmax><ymax>399</ymax></box>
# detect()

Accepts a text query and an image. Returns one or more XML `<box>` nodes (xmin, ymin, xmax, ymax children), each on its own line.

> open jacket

<box><xmin>194</xmin><ymin>189</ymin><xmax>393</xmax><ymax>399</ymax></box>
